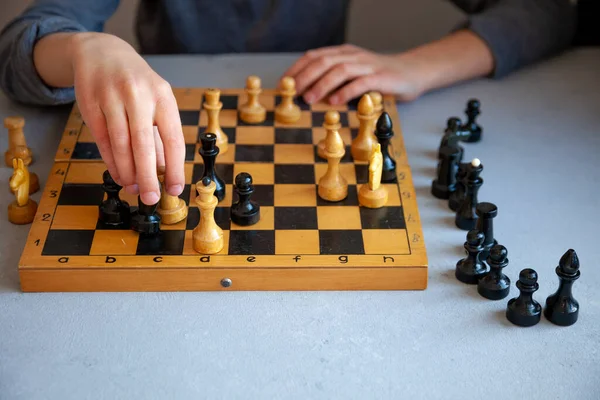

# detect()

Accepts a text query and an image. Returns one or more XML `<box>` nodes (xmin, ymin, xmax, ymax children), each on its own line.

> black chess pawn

<box><xmin>431</xmin><ymin>146</ymin><xmax>460</xmax><ymax>200</ymax></box>
<box><xmin>99</xmin><ymin>170</ymin><xmax>130</xmax><ymax>226</ymax></box>
<box><xmin>544</xmin><ymin>249</ymin><xmax>581</xmax><ymax>326</ymax></box>
<box><xmin>375</xmin><ymin>111</ymin><xmax>397</xmax><ymax>183</ymax></box>
<box><xmin>231</xmin><ymin>172</ymin><xmax>260</xmax><ymax>226</ymax></box>
<box><xmin>506</xmin><ymin>268</ymin><xmax>542</xmax><ymax>327</ymax></box>
<box><xmin>131</xmin><ymin>195</ymin><xmax>161</xmax><ymax>235</ymax></box>
<box><xmin>462</xmin><ymin>98</ymin><xmax>482</xmax><ymax>142</ymax></box>
<box><xmin>199</xmin><ymin>132</ymin><xmax>225</xmax><ymax>202</ymax></box>
<box><xmin>455</xmin><ymin>158</ymin><xmax>483</xmax><ymax>230</ymax></box>
<box><xmin>478</xmin><ymin>244</ymin><xmax>511</xmax><ymax>300</ymax></box>
<box><xmin>448</xmin><ymin>162</ymin><xmax>468</xmax><ymax>211</ymax></box>
<box><xmin>455</xmin><ymin>229</ymin><xmax>489</xmax><ymax>284</ymax></box>
<box><xmin>438</xmin><ymin>117</ymin><xmax>468</xmax><ymax>161</ymax></box>
<box><xmin>475</xmin><ymin>202</ymin><xmax>498</xmax><ymax>261</ymax></box>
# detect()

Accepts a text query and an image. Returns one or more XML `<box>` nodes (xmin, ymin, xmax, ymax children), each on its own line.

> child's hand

<box><xmin>71</xmin><ymin>32</ymin><xmax>185</xmax><ymax>205</ymax></box>
<box><xmin>283</xmin><ymin>44</ymin><xmax>427</xmax><ymax>105</ymax></box>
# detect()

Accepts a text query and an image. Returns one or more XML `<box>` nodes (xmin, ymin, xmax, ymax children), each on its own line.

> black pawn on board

<box><xmin>544</xmin><ymin>249</ymin><xmax>581</xmax><ymax>326</ymax></box>
<box><xmin>448</xmin><ymin>162</ymin><xmax>468</xmax><ymax>211</ymax></box>
<box><xmin>375</xmin><ymin>111</ymin><xmax>397</xmax><ymax>183</ymax></box>
<box><xmin>475</xmin><ymin>202</ymin><xmax>498</xmax><ymax>261</ymax></box>
<box><xmin>462</xmin><ymin>99</ymin><xmax>482</xmax><ymax>143</ymax></box>
<box><xmin>455</xmin><ymin>158</ymin><xmax>483</xmax><ymax>230</ymax></box>
<box><xmin>431</xmin><ymin>146</ymin><xmax>460</xmax><ymax>200</ymax></box>
<box><xmin>131</xmin><ymin>195</ymin><xmax>161</xmax><ymax>235</ymax></box>
<box><xmin>506</xmin><ymin>268</ymin><xmax>542</xmax><ymax>327</ymax></box>
<box><xmin>231</xmin><ymin>172</ymin><xmax>260</xmax><ymax>226</ymax></box>
<box><xmin>478</xmin><ymin>244</ymin><xmax>511</xmax><ymax>300</ymax></box>
<box><xmin>455</xmin><ymin>229</ymin><xmax>489</xmax><ymax>284</ymax></box>
<box><xmin>99</xmin><ymin>170</ymin><xmax>130</xmax><ymax>226</ymax></box>
<box><xmin>199</xmin><ymin>132</ymin><xmax>225</xmax><ymax>202</ymax></box>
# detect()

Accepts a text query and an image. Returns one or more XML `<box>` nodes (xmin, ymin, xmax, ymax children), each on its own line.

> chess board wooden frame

<box><xmin>17</xmin><ymin>88</ymin><xmax>428</xmax><ymax>292</ymax></box>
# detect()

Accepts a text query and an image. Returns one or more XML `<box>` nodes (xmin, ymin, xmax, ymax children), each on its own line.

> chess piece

<box><xmin>375</xmin><ymin>111</ymin><xmax>397</xmax><ymax>183</ymax></box>
<box><xmin>239</xmin><ymin>75</ymin><xmax>266</xmax><ymax>124</ymax></box>
<box><xmin>203</xmin><ymin>88</ymin><xmax>229</xmax><ymax>154</ymax></box>
<box><xmin>431</xmin><ymin>146</ymin><xmax>460</xmax><ymax>200</ymax></box>
<box><xmin>351</xmin><ymin>93</ymin><xmax>377</xmax><ymax>162</ymax></box>
<box><xmin>438</xmin><ymin>117</ymin><xmax>467</xmax><ymax>161</ymax></box>
<box><xmin>317</xmin><ymin>109</ymin><xmax>342</xmax><ymax>159</ymax></box>
<box><xmin>477</xmin><ymin>244</ymin><xmax>511</xmax><ymax>300</ymax></box>
<box><xmin>369</xmin><ymin>91</ymin><xmax>383</xmax><ymax>118</ymax></box>
<box><xmin>544</xmin><ymin>249</ymin><xmax>581</xmax><ymax>326</ymax></box>
<box><xmin>156</xmin><ymin>166</ymin><xmax>187</xmax><ymax>224</ymax></box>
<box><xmin>231</xmin><ymin>172</ymin><xmax>260</xmax><ymax>226</ymax></box>
<box><xmin>4</xmin><ymin>116</ymin><xmax>33</xmax><ymax>167</ymax></box>
<box><xmin>318</xmin><ymin>111</ymin><xmax>348</xmax><ymax>202</ymax></box>
<box><xmin>99</xmin><ymin>169</ymin><xmax>130</xmax><ymax>226</ymax></box>
<box><xmin>131</xmin><ymin>196</ymin><xmax>161</xmax><ymax>235</ymax></box>
<box><xmin>275</xmin><ymin>76</ymin><xmax>301</xmax><ymax>124</ymax></box>
<box><xmin>199</xmin><ymin>132</ymin><xmax>226</xmax><ymax>202</ymax></box>
<box><xmin>455</xmin><ymin>230</ymin><xmax>489</xmax><ymax>284</ymax></box>
<box><xmin>8</xmin><ymin>158</ymin><xmax>37</xmax><ymax>224</ymax></box>
<box><xmin>475</xmin><ymin>202</ymin><xmax>498</xmax><ymax>261</ymax></box>
<box><xmin>448</xmin><ymin>162</ymin><xmax>468</xmax><ymax>211</ymax></box>
<box><xmin>462</xmin><ymin>98</ymin><xmax>482</xmax><ymax>142</ymax></box>
<box><xmin>506</xmin><ymin>268</ymin><xmax>542</xmax><ymax>327</ymax></box>
<box><xmin>455</xmin><ymin>158</ymin><xmax>483</xmax><ymax>230</ymax></box>
<box><xmin>193</xmin><ymin>177</ymin><xmax>224</xmax><ymax>254</ymax></box>
<box><xmin>358</xmin><ymin>143</ymin><xmax>388</xmax><ymax>208</ymax></box>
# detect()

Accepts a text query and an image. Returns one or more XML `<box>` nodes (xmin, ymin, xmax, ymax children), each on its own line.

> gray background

<box><xmin>1</xmin><ymin>1</ymin><xmax>600</xmax><ymax>400</ymax></box>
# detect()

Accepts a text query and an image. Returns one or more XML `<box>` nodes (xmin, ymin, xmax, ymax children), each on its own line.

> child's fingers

<box><xmin>103</xmin><ymin>101</ymin><xmax>137</xmax><ymax>193</ymax></box>
<box><xmin>82</xmin><ymin>104</ymin><xmax>120</xmax><ymax>184</ymax></box>
<box><xmin>283</xmin><ymin>44</ymin><xmax>361</xmax><ymax>79</ymax></box>
<box><xmin>154</xmin><ymin>87</ymin><xmax>186</xmax><ymax>196</ymax></box>
<box><xmin>302</xmin><ymin>63</ymin><xmax>374</xmax><ymax>104</ymax></box>
<box><xmin>153</xmin><ymin>126</ymin><xmax>165</xmax><ymax>171</ymax></box>
<box><xmin>125</xmin><ymin>92</ymin><xmax>160</xmax><ymax>205</ymax></box>
<box><xmin>293</xmin><ymin>54</ymin><xmax>365</xmax><ymax>100</ymax></box>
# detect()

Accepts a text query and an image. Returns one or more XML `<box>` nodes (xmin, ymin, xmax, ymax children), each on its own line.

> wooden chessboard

<box><xmin>18</xmin><ymin>88</ymin><xmax>428</xmax><ymax>292</ymax></box>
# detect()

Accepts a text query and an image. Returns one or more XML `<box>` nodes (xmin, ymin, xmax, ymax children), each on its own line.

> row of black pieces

<box><xmin>456</xmin><ymin>232</ymin><xmax>581</xmax><ymax>327</ymax></box>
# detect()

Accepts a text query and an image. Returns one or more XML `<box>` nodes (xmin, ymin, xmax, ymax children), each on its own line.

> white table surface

<box><xmin>1</xmin><ymin>49</ymin><xmax>599</xmax><ymax>399</ymax></box>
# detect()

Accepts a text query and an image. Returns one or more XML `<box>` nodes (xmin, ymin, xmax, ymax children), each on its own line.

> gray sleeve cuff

<box><xmin>0</xmin><ymin>16</ymin><xmax>88</xmax><ymax>105</ymax></box>
<box><xmin>453</xmin><ymin>0</ymin><xmax>577</xmax><ymax>78</ymax></box>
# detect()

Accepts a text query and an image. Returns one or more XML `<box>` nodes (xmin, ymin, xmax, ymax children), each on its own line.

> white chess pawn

<box><xmin>239</xmin><ymin>75</ymin><xmax>266</xmax><ymax>124</ymax></box>
<box><xmin>275</xmin><ymin>76</ymin><xmax>301</xmax><ymax>124</ymax></box>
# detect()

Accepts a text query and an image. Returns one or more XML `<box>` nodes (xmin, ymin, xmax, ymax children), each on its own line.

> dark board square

<box><xmin>192</xmin><ymin>164</ymin><xmax>234</xmax><ymax>185</ymax></box>
<box><xmin>275</xmin><ymin>95</ymin><xmax>310</xmax><ymax>110</ymax></box>
<box><xmin>238</xmin><ymin>111</ymin><xmax>274</xmax><ymax>126</ymax></box>
<box><xmin>347</xmin><ymin>97</ymin><xmax>360</xmax><ymax>111</ymax></box>
<box><xmin>319</xmin><ymin>230</ymin><xmax>365</xmax><ymax>255</ymax></box>
<box><xmin>316</xmin><ymin>185</ymin><xmax>358</xmax><ymax>206</ymax></box>
<box><xmin>58</xmin><ymin>184</ymin><xmax>105</xmax><ymax>206</ymax></box>
<box><xmin>180</xmin><ymin>184</ymin><xmax>191</xmax><ymax>205</ymax></box>
<box><xmin>228</xmin><ymin>230</ymin><xmax>275</xmax><ymax>255</ymax></box>
<box><xmin>274</xmin><ymin>165</ymin><xmax>315</xmax><ymax>184</ymax></box>
<box><xmin>351</xmin><ymin>128</ymin><xmax>359</xmax><ymax>140</ymax></box>
<box><xmin>136</xmin><ymin>230</ymin><xmax>185</xmax><ymax>255</ymax></box>
<box><xmin>360</xmin><ymin>206</ymin><xmax>406</xmax><ymax>230</ymax></box>
<box><xmin>235</xmin><ymin>145</ymin><xmax>274</xmax><ymax>162</ymax></box>
<box><xmin>42</xmin><ymin>230</ymin><xmax>95</xmax><ymax>256</ymax></box>
<box><xmin>274</xmin><ymin>207</ymin><xmax>318</xmax><ymax>230</ymax></box>
<box><xmin>312</xmin><ymin>112</ymin><xmax>348</xmax><ymax>127</ymax></box>
<box><xmin>203</xmin><ymin>94</ymin><xmax>237</xmax><ymax>110</ymax></box>
<box><xmin>185</xmin><ymin>144</ymin><xmax>196</xmax><ymax>162</ymax></box>
<box><xmin>198</xmin><ymin>127</ymin><xmax>236</xmax><ymax>143</ymax></box>
<box><xmin>232</xmin><ymin>184</ymin><xmax>274</xmax><ymax>206</ymax></box>
<box><xmin>72</xmin><ymin>142</ymin><xmax>101</xmax><ymax>160</ymax></box>
<box><xmin>355</xmin><ymin>164</ymin><xmax>369</xmax><ymax>184</ymax></box>
<box><xmin>275</xmin><ymin>128</ymin><xmax>313</xmax><ymax>144</ymax></box>
<box><xmin>185</xmin><ymin>206</ymin><xmax>231</xmax><ymax>230</ymax></box>
<box><xmin>313</xmin><ymin>145</ymin><xmax>354</xmax><ymax>164</ymax></box>
<box><xmin>180</xmin><ymin>110</ymin><xmax>200</xmax><ymax>126</ymax></box>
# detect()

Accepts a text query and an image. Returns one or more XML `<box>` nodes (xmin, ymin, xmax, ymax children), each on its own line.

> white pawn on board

<box><xmin>275</xmin><ymin>76</ymin><xmax>301</xmax><ymax>124</ymax></box>
<box><xmin>239</xmin><ymin>75</ymin><xmax>266</xmax><ymax>124</ymax></box>
<box><xmin>318</xmin><ymin>111</ymin><xmax>348</xmax><ymax>202</ymax></box>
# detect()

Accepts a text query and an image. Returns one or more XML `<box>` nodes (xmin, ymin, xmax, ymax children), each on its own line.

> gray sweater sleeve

<box><xmin>0</xmin><ymin>0</ymin><xmax>120</xmax><ymax>105</ymax></box>
<box><xmin>451</xmin><ymin>0</ymin><xmax>578</xmax><ymax>78</ymax></box>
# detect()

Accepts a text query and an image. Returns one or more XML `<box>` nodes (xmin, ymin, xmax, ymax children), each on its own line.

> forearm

<box><xmin>399</xmin><ymin>29</ymin><xmax>494</xmax><ymax>94</ymax></box>
<box><xmin>33</xmin><ymin>32</ymin><xmax>80</xmax><ymax>88</ymax></box>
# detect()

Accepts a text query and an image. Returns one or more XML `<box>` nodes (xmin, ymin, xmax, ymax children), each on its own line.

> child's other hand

<box><xmin>71</xmin><ymin>32</ymin><xmax>185</xmax><ymax>205</ymax></box>
<box><xmin>283</xmin><ymin>44</ymin><xmax>428</xmax><ymax>105</ymax></box>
